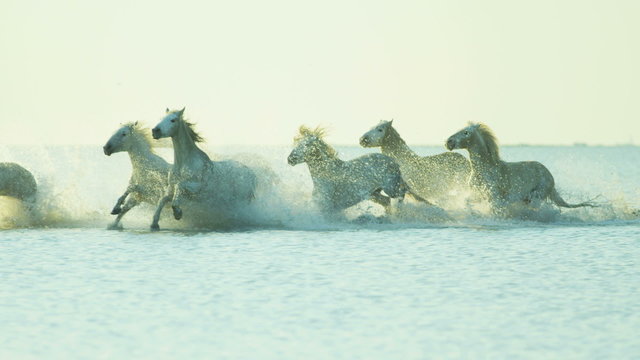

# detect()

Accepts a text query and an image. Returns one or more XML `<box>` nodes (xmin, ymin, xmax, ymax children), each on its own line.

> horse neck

<box><xmin>127</xmin><ymin>134</ymin><xmax>154</xmax><ymax>167</ymax></box>
<box><xmin>172</xmin><ymin>124</ymin><xmax>207</xmax><ymax>168</ymax></box>
<box><xmin>380</xmin><ymin>127</ymin><xmax>417</xmax><ymax>161</ymax></box>
<box><xmin>467</xmin><ymin>133</ymin><xmax>500</xmax><ymax>173</ymax></box>
<box><xmin>305</xmin><ymin>154</ymin><xmax>343</xmax><ymax>178</ymax></box>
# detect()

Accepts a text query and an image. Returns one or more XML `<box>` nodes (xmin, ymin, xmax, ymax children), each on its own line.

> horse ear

<box><xmin>179</xmin><ymin>107</ymin><xmax>185</xmax><ymax>116</ymax></box>
<box><xmin>134</xmin><ymin>121</ymin><xmax>138</xmax><ymax>126</ymax></box>
<box><xmin>166</xmin><ymin>108</ymin><xmax>170</xmax><ymax>113</ymax></box>
<box><xmin>389</xmin><ymin>119</ymin><xmax>393</xmax><ymax>125</ymax></box>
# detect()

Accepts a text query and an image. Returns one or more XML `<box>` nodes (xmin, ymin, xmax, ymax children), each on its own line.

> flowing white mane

<box><xmin>471</xmin><ymin>122</ymin><xmax>500</xmax><ymax>160</ymax></box>
<box><xmin>123</xmin><ymin>121</ymin><xmax>157</xmax><ymax>150</ymax></box>
<box><xmin>294</xmin><ymin>125</ymin><xmax>338</xmax><ymax>159</ymax></box>
<box><xmin>170</xmin><ymin>111</ymin><xmax>205</xmax><ymax>143</ymax></box>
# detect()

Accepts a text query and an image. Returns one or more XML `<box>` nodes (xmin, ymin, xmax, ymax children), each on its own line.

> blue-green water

<box><xmin>0</xmin><ymin>145</ymin><xmax>639</xmax><ymax>359</ymax></box>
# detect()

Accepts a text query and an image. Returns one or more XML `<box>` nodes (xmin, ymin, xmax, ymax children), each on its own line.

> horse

<box><xmin>445</xmin><ymin>122</ymin><xmax>596</xmax><ymax>215</ymax></box>
<box><xmin>103</xmin><ymin>122</ymin><xmax>171</xmax><ymax>229</ymax></box>
<box><xmin>360</xmin><ymin>120</ymin><xmax>471</xmax><ymax>206</ymax></box>
<box><xmin>150</xmin><ymin>108</ymin><xmax>257</xmax><ymax>230</ymax></box>
<box><xmin>288</xmin><ymin>126</ymin><xmax>425</xmax><ymax>218</ymax></box>
<box><xmin>0</xmin><ymin>162</ymin><xmax>37</xmax><ymax>203</ymax></box>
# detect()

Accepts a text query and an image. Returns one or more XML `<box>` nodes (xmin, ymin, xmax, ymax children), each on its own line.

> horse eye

<box><xmin>171</xmin><ymin>119</ymin><xmax>176</xmax><ymax>123</ymax></box>
<box><xmin>464</xmin><ymin>131</ymin><xmax>469</xmax><ymax>135</ymax></box>
<box><xmin>377</xmin><ymin>129</ymin><xmax>383</xmax><ymax>132</ymax></box>
<box><xmin>122</xmin><ymin>133</ymin><xmax>126</xmax><ymax>137</ymax></box>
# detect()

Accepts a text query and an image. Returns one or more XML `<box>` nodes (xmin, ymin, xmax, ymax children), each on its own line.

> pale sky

<box><xmin>1</xmin><ymin>0</ymin><xmax>638</xmax><ymax>146</ymax></box>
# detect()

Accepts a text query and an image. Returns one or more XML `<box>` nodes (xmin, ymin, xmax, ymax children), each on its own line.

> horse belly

<box><xmin>504</xmin><ymin>162</ymin><xmax>553</xmax><ymax>202</ymax></box>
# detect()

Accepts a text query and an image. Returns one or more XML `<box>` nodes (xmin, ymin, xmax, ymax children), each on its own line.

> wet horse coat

<box><xmin>446</xmin><ymin>122</ymin><xmax>595</xmax><ymax>215</ymax></box>
<box><xmin>0</xmin><ymin>162</ymin><xmax>37</xmax><ymax>203</ymax></box>
<box><xmin>103</xmin><ymin>122</ymin><xmax>170</xmax><ymax>229</ymax></box>
<box><xmin>150</xmin><ymin>108</ymin><xmax>256</xmax><ymax>230</ymax></box>
<box><xmin>360</xmin><ymin>120</ymin><xmax>470</xmax><ymax>206</ymax></box>
<box><xmin>288</xmin><ymin>126</ymin><xmax>416</xmax><ymax>216</ymax></box>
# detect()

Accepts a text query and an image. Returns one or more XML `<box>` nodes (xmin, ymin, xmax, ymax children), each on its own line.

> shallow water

<box><xmin>1</xmin><ymin>145</ymin><xmax>639</xmax><ymax>359</ymax></box>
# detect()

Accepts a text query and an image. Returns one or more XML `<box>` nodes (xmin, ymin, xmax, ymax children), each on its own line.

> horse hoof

<box><xmin>150</xmin><ymin>224</ymin><xmax>160</xmax><ymax>232</ymax></box>
<box><xmin>111</xmin><ymin>208</ymin><xmax>122</xmax><ymax>215</ymax></box>
<box><xmin>107</xmin><ymin>223</ymin><xmax>123</xmax><ymax>230</ymax></box>
<box><xmin>172</xmin><ymin>206</ymin><xmax>183</xmax><ymax>220</ymax></box>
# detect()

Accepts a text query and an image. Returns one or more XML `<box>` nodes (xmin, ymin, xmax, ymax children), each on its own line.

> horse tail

<box><xmin>550</xmin><ymin>188</ymin><xmax>597</xmax><ymax>208</ymax></box>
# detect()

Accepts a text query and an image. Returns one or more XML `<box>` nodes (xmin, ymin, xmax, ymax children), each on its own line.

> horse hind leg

<box><xmin>370</xmin><ymin>188</ymin><xmax>391</xmax><ymax>208</ymax></box>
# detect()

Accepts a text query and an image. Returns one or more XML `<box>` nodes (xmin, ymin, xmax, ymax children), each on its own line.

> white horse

<box><xmin>150</xmin><ymin>108</ymin><xmax>257</xmax><ymax>230</ymax></box>
<box><xmin>360</xmin><ymin>120</ymin><xmax>470</xmax><ymax>206</ymax></box>
<box><xmin>445</xmin><ymin>122</ymin><xmax>595</xmax><ymax>214</ymax></box>
<box><xmin>0</xmin><ymin>162</ymin><xmax>37</xmax><ymax>204</ymax></box>
<box><xmin>103</xmin><ymin>122</ymin><xmax>170</xmax><ymax>229</ymax></box>
<box><xmin>288</xmin><ymin>126</ymin><xmax>424</xmax><ymax>218</ymax></box>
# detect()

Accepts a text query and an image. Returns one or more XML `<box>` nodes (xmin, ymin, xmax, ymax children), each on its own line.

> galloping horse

<box><xmin>150</xmin><ymin>108</ymin><xmax>257</xmax><ymax>230</ymax></box>
<box><xmin>446</xmin><ymin>122</ymin><xmax>595</xmax><ymax>214</ymax></box>
<box><xmin>288</xmin><ymin>126</ymin><xmax>424</xmax><ymax>218</ymax></box>
<box><xmin>103</xmin><ymin>122</ymin><xmax>170</xmax><ymax>229</ymax></box>
<box><xmin>360</xmin><ymin>120</ymin><xmax>470</xmax><ymax>206</ymax></box>
<box><xmin>0</xmin><ymin>163</ymin><xmax>37</xmax><ymax>203</ymax></box>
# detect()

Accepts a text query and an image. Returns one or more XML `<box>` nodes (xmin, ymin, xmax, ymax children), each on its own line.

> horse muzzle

<box><xmin>287</xmin><ymin>154</ymin><xmax>300</xmax><ymax>166</ymax></box>
<box><xmin>103</xmin><ymin>144</ymin><xmax>113</xmax><ymax>156</ymax></box>
<box><xmin>359</xmin><ymin>136</ymin><xmax>371</xmax><ymax>147</ymax></box>
<box><xmin>151</xmin><ymin>127</ymin><xmax>162</xmax><ymax>139</ymax></box>
<box><xmin>446</xmin><ymin>138</ymin><xmax>456</xmax><ymax>151</ymax></box>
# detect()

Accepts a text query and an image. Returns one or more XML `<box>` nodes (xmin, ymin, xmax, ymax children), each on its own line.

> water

<box><xmin>1</xmin><ymin>145</ymin><xmax>639</xmax><ymax>359</ymax></box>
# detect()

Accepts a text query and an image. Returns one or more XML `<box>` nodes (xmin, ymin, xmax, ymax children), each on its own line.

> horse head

<box><xmin>446</xmin><ymin>123</ymin><xmax>481</xmax><ymax>151</ymax></box>
<box><xmin>447</xmin><ymin>122</ymin><xmax>500</xmax><ymax>160</ymax></box>
<box><xmin>360</xmin><ymin>120</ymin><xmax>393</xmax><ymax>147</ymax></box>
<box><xmin>152</xmin><ymin>107</ymin><xmax>185</xmax><ymax>140</ymax></box>
<box><xmin>104</xmin><ymin>122</ymin><xmax>138</xmax><ymax>156</ymax></box>
<box><xmin>288</xmin><ymin>126</ymin><xmax>336</xmax><ymax>165</ymax></box>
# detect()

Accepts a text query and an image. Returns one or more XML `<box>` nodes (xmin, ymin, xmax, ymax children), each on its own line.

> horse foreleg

<box><xmin>151</xmin><ymin>194</ymin><xmax>172</xmax><ymax>231</ymax></box>
<box><xmin>171</xmin><ymin>181</ymin><xmax>203</xmax><ymax>220</ymax></box>
<box><xmin>111</xmin><ymin>190</ymin><xmax>130</xmax><ymax>215</ymax></box>
<box><xmin>108</xmin><ymin>197</ymin><xmax>139</xmax><ymax>230</ymax></box>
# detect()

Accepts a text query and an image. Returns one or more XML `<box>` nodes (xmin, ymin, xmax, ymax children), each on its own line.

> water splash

<box><xmin>0</xmin><ymin>145</ymin><xmax>638</xmax><ymax>230</ymax></box>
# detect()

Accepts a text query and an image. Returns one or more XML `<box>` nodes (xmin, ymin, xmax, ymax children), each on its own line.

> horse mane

<box><xmin>123</xmin><ymin>121</ymin><xmax>156</xmax><ymax>150</ymax></box>
<box><xmin>380</xmin><ymin>120</ymin><xmax>407</xmax><ymax>146</ymax></box>
<box><xmin>294</xmin><ymin>125</ymin><xmax>338</xmax><ymax>159</ymax></box>
<box><xmin>472</xmin><ymin>122</ymin><xmax>500</xmax><ymax>160</ymax></box>
<box><xmin>167</xmin><ymin>110</ymin><xmax>205</xmax><ymax>143</ymax></box>
<box><xmin>176</xmin><ymin>114</ymin><xmax>205</xmax><ymax>143</ymax></box>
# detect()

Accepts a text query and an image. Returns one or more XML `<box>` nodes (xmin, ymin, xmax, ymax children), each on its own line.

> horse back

<box><xmin>503</xmin><ymin>160</ymin><xmax>554</xmax><ymax>193</ymax></box>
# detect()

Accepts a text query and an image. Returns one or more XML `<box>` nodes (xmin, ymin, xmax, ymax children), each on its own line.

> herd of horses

<box><xmin>1</xmin><ymin>108</ymin><xmax>597</xmax><ymax>230</ymax></box>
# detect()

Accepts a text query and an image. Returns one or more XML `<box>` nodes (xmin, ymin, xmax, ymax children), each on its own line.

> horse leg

<box><xmin>108</xmin><ymin>197</ymin><xmax>139</xmax><ymax>230</ymax></box>
<box><xmin>171</xmin><ymin>181</ymin><xmax>204</xmax><ymax>220</ymax></box>
<box><xmin>151</xmin><ymin>194</ymin><xmax>172</xmax><ymax>231</ymax></box>
<box><xmin>111</xmin><ymin>190</ymin><xmax>130</xmax><ymax>215</ymax></box>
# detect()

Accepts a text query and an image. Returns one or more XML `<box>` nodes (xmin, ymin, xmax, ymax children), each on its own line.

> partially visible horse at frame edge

<box><xmin>445</xmin><ymin>122</ymin><xmax>596</xmax><ymax>215</ymax></box>
<box><xmin>360</xmin><ymin>120</ymin><xmax>470</xmax><ymax>207</ymax></box>
<box><xmin>288</xmin><ymin>125</ymin><xmax>428</xmax><ymax>219</ymax></box>
<box><xmin>150</xmin><ymin>108</ymin><xmax>257</xmax><ymax>231</ymax></box>
<box><xmin>0</xmin><ymin>162</ymin><xmax>37</xmax><ymax>204</ymax></box>
<box><xmin>103</xmin><ymin>122</ymin><xmax>170</xmax><ymax>229</ymax></box>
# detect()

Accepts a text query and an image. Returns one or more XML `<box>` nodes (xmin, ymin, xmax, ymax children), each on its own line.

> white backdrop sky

<box><xmin>1</xmin><ymin>0</ymin><xmax>638</xmax><ymax>146</ymax></box>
